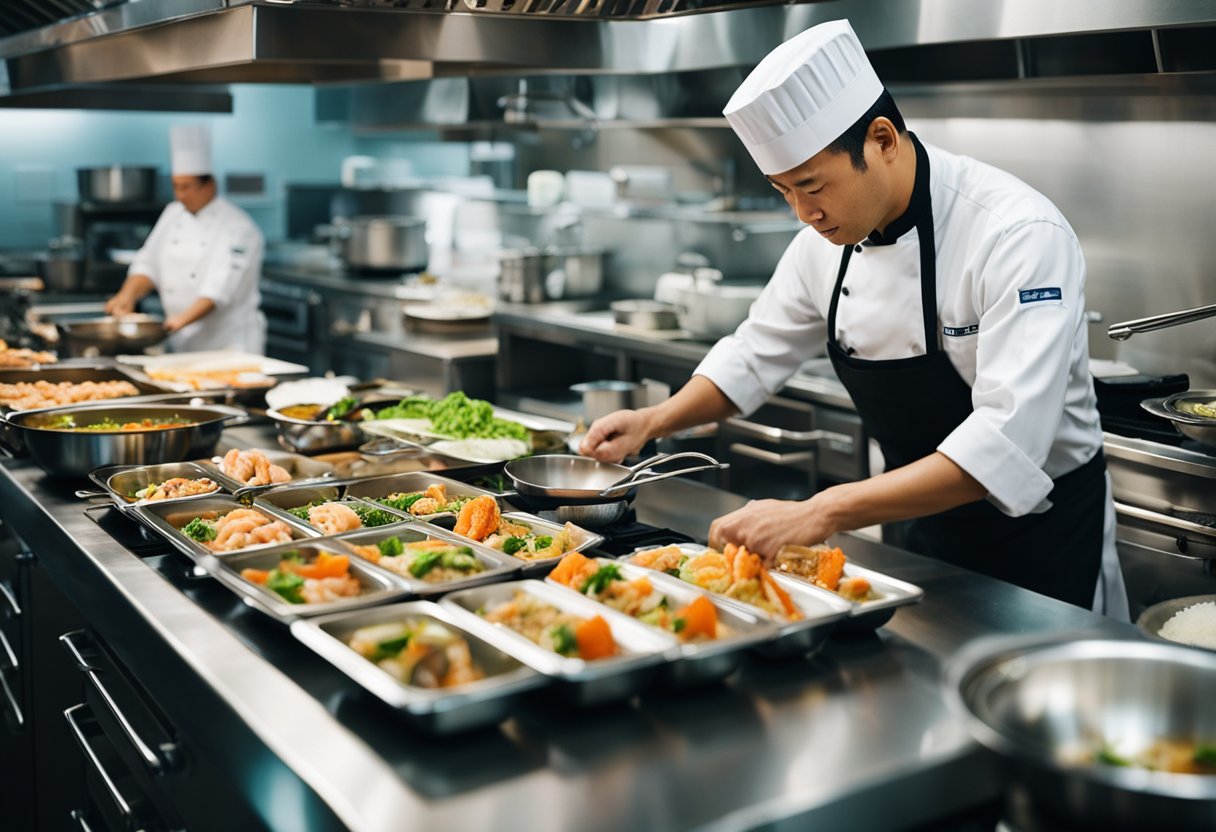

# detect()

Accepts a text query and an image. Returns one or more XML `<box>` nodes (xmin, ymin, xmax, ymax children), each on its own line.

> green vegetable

<box><xmin>672</xmin><ymin>617</ymin><xmax>687</xmax><ymax>634</ymax></box>
<box><xmin>182</xmin><ymin>517</ymin><xmax>216</xmax><ymax>542</ymax></box>
<box><xmin>377</xmin><ymin>536</ymin><xmax>404</xmax><ymax>558</ymax></box>
<box><xmin>280</xmin><ymin>550</ymin><xmax>303</xmax><ymax>562</ymax></box>
<box><xmin>374</xmin><ymin>392</ymin><xmax>528</xmax><ymax>442</ymax></box>
<box><xmin>370</xmin><ymin>634</ymin><xmax>411</xmax><ymax>662</ymax></box>
<box><xmin>409</xmin><ymin>549</ymin><xmax>444</xmax><ymax>578</ymax></box>
<box><xmin>440</xmin><ymin>550</ymin><xmax>479</xmax><ymax>572</ymax></box>
<box><xmin>638</xmin><ymin>608</ymin><xmax>666</xmax><ymax>627</ymax></box>
<box><xmin>325</xmin><ymin>396</ymin><xmax>360</xmax><ymax>421</ymax></box>
<box><xmin>266</xmin><ymin>569</ymin><xmax>305</xmax><ymax>604</ymax></box>
<box><xmin>534</xmin><ymin>535</ymin><xmax>553</xmax><ymax>550</ymax></box>
<box><xmin>287</xmin><ymin>505</ymin><xmax>313</xmax><ymax>521</ymax></box>
<box><xmin>348</xmin><ymin>503</ymin><xmax>400</xmax><ymax>528</ymax></box>
<box><xmin>551</xmin><ymin>624</ymin><xmax>578</xmax><ymax>656</ymax></box>
<box><xmin>1096</xmin><ymin>747</ymin><xmax>1131</xmax><ymax>767</ymax></box>
<box><xmin>1194</xmin><ymin>746</ymin><xmax>1216</xmax><ymax>766</ymax></box>
<box><xmin>580</xmin><ymin>564</ymin><xmax>622</xmax><ymax>596</ymax></box>
<box><xmin>501</xmin><ymin>537</ymin><xmax>529</xmax><ymax>556</ymax></box>
<box><xmin>471</xmin><ymin>473</ymin><xmax>509</xmax><ymax>492</ymax></box>
<box><xmin>664</xmin><ymin>568</ymin><xmax>680</xmax><ymax>577</ymax></box>
<box><xmin>377</xmin><ymin>492</ymin><xmax>426</xmax><ymax>512</ymax></box>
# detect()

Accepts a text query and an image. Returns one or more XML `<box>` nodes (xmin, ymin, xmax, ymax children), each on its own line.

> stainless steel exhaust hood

<box><xmin>1</xmin><ymin>0</ymin><xmax>1215</xmax><ymax>110</ymax></box>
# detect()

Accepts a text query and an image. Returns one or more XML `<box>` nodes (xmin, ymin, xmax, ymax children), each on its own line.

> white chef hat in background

<box><xmin>170</xmin><ymin>124</ymin><xmax>213</xmax><ymax>176</ymax></box>
<box><xmin>724</xmin><ymin>19</ymin><xmax>883</xmax><ymax>176</ymax></box>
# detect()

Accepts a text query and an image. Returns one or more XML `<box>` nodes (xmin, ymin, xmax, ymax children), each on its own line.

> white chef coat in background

<box><xmin>696</xmin><ymin>139</ymin><xmax>1128</xmax><ymax>618</ymax></box>
<box><xmin>129</xmin><ymin>196</ymin><xmax>266</xmax><ymax>355</ymax></box>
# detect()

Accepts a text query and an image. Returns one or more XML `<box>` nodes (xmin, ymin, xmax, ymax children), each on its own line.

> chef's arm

<box><xmin>580</xmin><ymin>376</ymin><xmax>738</xmax><ymax>462</ymax></box>
<box><xmin>164</xmin><ymin>298</ymin><xmax>216</xmax><ymax>333</ymax></box>
<box><xmin>104</xmin><ymin>274</ymin><xmax>155</xmax><ymax>316</ymax></box>
<box><xmin>708</xmin><ymin>451</ymin><xmax>986</xmax><ymax>555</ymax></box>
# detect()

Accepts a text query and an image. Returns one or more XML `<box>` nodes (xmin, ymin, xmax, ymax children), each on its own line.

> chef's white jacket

<box><xmin>129</xmin><ymin>196</ymin><xmax>266</xmax><ymax>354</ymax></box>
<box><xmin>697</xmin><ymin>139</ymin><xmax>1127</xmax><ymax>617</ymax></box>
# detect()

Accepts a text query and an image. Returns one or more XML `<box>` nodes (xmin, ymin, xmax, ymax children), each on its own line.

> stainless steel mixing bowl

<box><xmin>948</xmin><ymin>636</ymin><xmax>1216</xmax><ymax>830</ymax></box>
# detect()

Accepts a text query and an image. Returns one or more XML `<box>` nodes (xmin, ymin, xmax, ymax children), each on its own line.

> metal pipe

<box><xmin>1107</xmin><ymin>301</ymin><xmax>1216</xmax><ymax>340</ymax></box>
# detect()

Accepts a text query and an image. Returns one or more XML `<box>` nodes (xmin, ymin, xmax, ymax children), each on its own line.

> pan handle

<box><xmin>598</xmin><ymin>452</ymin><xmax>726</xmax><ymax>498</ymax></box>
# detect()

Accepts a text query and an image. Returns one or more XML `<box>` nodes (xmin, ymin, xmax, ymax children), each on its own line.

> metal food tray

<box><xmin>430</xmin><ymin>511</ymin><xmax>604</xmax><ymax>575</ymax></box>
<box><xmin>441</xmin><ymin>580</ymin><xmax>671</xmax><ymax>707</ymax></box>
<box><xmin>198</xmin><ymin>448</ymin><xmax>336</xmax><ymax>489</ymax></box>
<box><xmin>254</xmin><ymin>485</ymin><xmax>412</xmax><ymax>532</ymax></box>
<box><xmin>291</xmin><ymin>600</ymin><xmax>546</xmax><ymax>734</ymax></box>
<box><xmin>546</xmin><ymin>559</ymin><xmax>778</xmax><ymax>687</ymax></box>
<box><xmin>330</xmin><ymin>525</ymin><xmax>519</xmax><ymax>598</ymax></box>
<box><xmin>133</xmin><ymin>495</ymin><xmax>319</xmax><ymax>563</ymax></box>
<box><xmin>779</xmin><ymin>559</ymin><xmax>925</xmax><ymax>632</ymax></box>
<box><xmin>344</xmin><ymin>471</ymin><xmax>498</xmax><ymax>521</ymax></box>
<box><xmin>204</xmin><ymin>539</ymin><xmax>411</xmax><ymax>624</ymax></box>
<box><xmin>88</xmin><ymin>461</ymin><xmax>234</xmax><ymax>512</ymax></box>
<box><xmin>627</xmin><ymin>543</ymin><xmax>853</xmax><ymax>657</ymax></box>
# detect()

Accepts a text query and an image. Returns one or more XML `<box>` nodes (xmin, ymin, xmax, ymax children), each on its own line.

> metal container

<box><xmin>332</xmin><ymin>524</ymin><xmax>519</xmax><ymax>597</ymax></box>
<box><xmin>948</xmin><ymin>636</ymin><xmax>1216</xmax><ymax>831</ymax></box>
<box><xmin>86</xmin><ymin>461</ymin><xmax>232</xmax><ymax>512</ymax></box>
<box><xmin>1141</xmin><ymin>390</ymin><xmax>1216</xmax><ymax>449</ymax></box>
<box><xmin>504</xmin><ymin>452</ymin><xmax>725</xmax><ymax>503</ymax></box>
<box><xmin>670</xmin><ymin>210</ymin><xmax>801</xmax><ymax>283</ymax></box>
<box><xmin>544</xmin><ymin>247</ymin><xmax>604</xmax><ymax>299</ymax></box>
<box><xmin>674</xmin><ymin>271</ymin><xmax>764</xmax><ymax>341</ymax></box>
<box><xmin>429</xmin><ymin>509</ymin><xmax>604</xmax><ymax>575</ymax></box>
<box><xmin>344</xmin><ymin>472</ymin><xmax>498</xmax><ymax>521</ymax></box>
<box><xmin>1136</xmin><ymin>594</ymin><xmax>1216</xmax><ymax>650</ymax></box>
<box><xmin>570</xmin><ymin>380</ymin><xmax>641</xmax><ymax>424</ymax></box>
<box><xmin>265</xmin><ymin>406</ymin><xmax>365</xmax><ymax>455</ymax></box>
<box><xmin>774</xmin><ymin>556</ymin><xmax>925</xmax><ymax>632</ymax></box>
<box><xmin>547</xmin><ymin>559</ymin><xmax>778</xmax><ymax>687</ymax></box>
<box><xmin>57</xmin><ymin>315</ymin><xmax>167</xmax><ymax>358</ymax></box>
<box><xmin>610</xmin><ymin>299</ymin><xmax>679</xmax><ymax>331</ymax></box>
<box><xmin>4</xmin><ymin>403</ymin><xmax>248</xmax><ymax>478</ymax></box>
<box><xmin>339</xmin><ymin>215</ymin><xmax>428</xmax><ymax>272</ymax></box>
<box><xmin>77</xmin><ymin>166</ymin><xmax>158</xmax><ymax>204</ymax></box>
<box><xmin>37</xmin><ymin>246</ymin><xmax>86</xmax><ymax>293</ymax></box>
<box><xmin>134</xmin><ymin>495</ymin><xmax>319</xmax><ymax>563</ymax></box>
<box><xmin>441</xmin><ymin>580</ymin><xmax>672</xmax><ymax>706</ymax></box>
<box><xmin>205</xmin><ymin>540</ymin><xmax>411</xmax><ymax>623</ymax></box>
<box><xmin>497</xmin><ymin>248</ymin><xmax>547</xmax><ymax>303</ymax></box>
<box><xmin>626</xmin><ymin>543</ymin><xmax>853</xmax><ymax>657</ymax></box>
<box><xmin>291</xmin><ymin>601</ymin><xmax>546</xmax><ymax>734</ymax></box>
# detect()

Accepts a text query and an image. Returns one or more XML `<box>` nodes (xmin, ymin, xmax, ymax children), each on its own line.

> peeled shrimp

<box><xmin>307</xmin><ymin>503</ymin><xmax>364</xmax><ymax>534</ymax></box>
<box><xmin>222</xmin><ymin>448</ymin><xmax>254</xmax><ymax>483</ymax></box>
<box><xmin>207</xmin><ymin>509</ymin><xmax>292</xmax><ymax>552</ymax></box>
<box><xmin>453</xmin><ymin>496</ymin><xmax>501</xmax><ymax>542</ymax></box>
<box><xmin>300</xmin><ymin>575</ymin><xmax>361</xmax><ymax>604</ymax></box>
<box><xmin>222</xmin><ymin>448</ymin><xmax>292</xmax><ymax>485</ymax></box>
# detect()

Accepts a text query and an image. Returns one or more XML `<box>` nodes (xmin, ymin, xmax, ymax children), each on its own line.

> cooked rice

<box><xmin>1159</xmin><ymin>601</ymin><xmax>1216</xmax><ymax>649</ymax></box>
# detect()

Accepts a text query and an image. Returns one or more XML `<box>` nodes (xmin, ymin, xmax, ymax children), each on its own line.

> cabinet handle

<box><xmin>69</xmin><ymin>809</ymin><xmax>95</xmax><ymax>832</ymax></box>
<box><xmin>0</xmin><ymin>667</ymin><xmax>23</xmax><ymax>729</ymax></box>
<box><xmin>723</xmin><ymin>416</ymin><xmax>855</xmax><ymax>453</ymax></box>
<box><xmin>1113</xmin><ymin>501</ymin><xmax>1216</xmax><ymax>540</ymax></box>
<box><xmin>60</xmin><ymin>631</ymin><xmax>181</xmax><ymax>774</ymax></box>
<box><xmin>728</xmin><ymin>443</ymin><xmax>817</xmax><ymax>467</ymax></box>
<box><xmin>63</xmin><ymin>704</ymin><xmax>135</xmax><ymax>821</ymax></box>
<box><xmin>0</xmin><ymin>628</ymin><xmax>17</xmax><ymax>671</ymax></box>
<box><xmin>0</xmin><ymin>579</ymin><xmax>20</xmax><ymax>618</ymax></box>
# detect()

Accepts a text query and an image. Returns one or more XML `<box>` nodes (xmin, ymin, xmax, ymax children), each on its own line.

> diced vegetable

<box><xmin>370</xmin><ymin>634</ymin><xmax>411</xmax><ymax>662</ymax></box>
<box><xmin>409</xmin><ymin>549</ymin><xmax>444</xmax><ymax>578</ymax></box>
<box><xmin>551</xmin><ymin>623</ymin><xmax>578</xmax><ymax>656</ymax></box>
<box><xmin>534</xmin><ymin>535</ymin><xmax>553</xmax><ymax>550</ymax></box>
<box><xmin>501</xmin><ymin>536</ymin><xmax>528</xmax><ymax>556</ymax></box>
<box><xmin>241</xmin><ymin>568</ymin><xmax>270</xmax><ymax>584</ymax></box>
<box><xmin>580</xmin><ymin>564</ymin><xmax>623</xmax><ymax>596</ymax></box>
<box><xmin>182</xmin><ymin>517</ymin><xmax>217</xmax><ymax>542</ymax></box>
<box><xmin>265</xmin><ymin>569</ymin><xmax>306</xmax><ymax>604</ymax></box>
<box><xmin>676</xmin><ymin>595</ymin><xmax>718</xmax><ymax>641</ymax></box>
<box><xmin>574</xmin><ymin>615</ymin><xmax>617</xmax><ymax>660</ymax></box>
<box><xmin>347</xmin><ymin>503</ymin><xmax>400</xmax><ymax>528</ymax></box>
<box><xmin>377</xmin><ymin>536</ymin><xmax>404</xmax><ymax>558</ymax></box>
<box><xmin>377</xmin><ymin>493</ymin><xmax>426</xmax><ymax>512</ymax></box>
<box><xmin>550</xmin><ymin>551</ymin><xmax>592</xmax><ymax>586</ymax></box>
<box><xmin>282</xmin><ymin>551</ymin><xmax>350</xmax><ymax>580</ymax></box>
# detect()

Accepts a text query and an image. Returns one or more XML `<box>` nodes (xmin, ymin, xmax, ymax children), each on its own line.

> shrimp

<box><xmin>307</xmin><ymin>503</ymin><xmax>363</xmax><ymax>534</ymax></box>
<box><xmin>453</xmin><ymin>496</ymin><xmax>500</xmax><ymax>541</ymax></box>
<box><xmin>208</xmin><ymin>508</ymin><xmax>269</xmax><ymax>552</ymax></box>
<box><xmin>248</xmin><ymin>520</ymin><xmax>293</xmax><ymax>546</ymax></box>
<box><xmin>683</xmin><ymin>551</ymin><xmax>731</xmax><ymax>593</ymax></box>
<box><xmin>300</xmin><ymin>575</ymin><xmax>361</xmax><ymax>604</ymax></box>
<box><xmin>631</xmin><ymin>545</ymin><xmax>685</xmax><ymax>573</ymax></box>
<box><xmin>222</xmin><ymin>448</ymin><xmax>254</xmax><ymax>483</ymax></box>
<box><xmin>441</xmin><ymin>640</ymin><xmax>483</xmax><ymax>686</ymax></box>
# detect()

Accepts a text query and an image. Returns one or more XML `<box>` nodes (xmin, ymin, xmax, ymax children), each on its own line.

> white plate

<box><xmin>118</xmin><ymin>350</ymin><xmax>308</xmax><ymax>376</ymax></box>
<box><xmin>404</xmin><ymin>304</ymin><xmax>492</xmax><ymax>322</ymax></box>
<box><xmin>1090</xmin><ymin>359</ymin><xmax>1141</xmax><ymax>379</ymax></box>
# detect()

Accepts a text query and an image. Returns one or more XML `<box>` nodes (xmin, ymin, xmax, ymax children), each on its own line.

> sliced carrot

<box><xmin>815</xmin><ymin>547</ymin><xmax>846</xmax><ymax>591</ymax></box>
<box><xmin>240</xmin><ymin>568</ymin><xmax>270</xmax><ymax>584</ymax></box>
<box><xmin>574</xmin><ymin>615</ymin><xmax>617</xmax><ymax>660</ymax></box>
<box><xmin>632</xmin><ymin>576</ymin><xmax>653</xmax><ymax>596</ymax></box>
<box><xmin>676</xmin><ymin>595</ymin><xmax>718</xmax><ymax>641</ymax></box>
<box><xmin>549</xmin><ymin>551</ymin><xmax>592</xmax><ymax>588</ymax></box>
<box><xmin>762</xmin><ymin>571</ymin><xmax>802</xmax><ymax>620</ymax></box>
<box><xmin>283</xmin><ymin>551</ymin><xmax>350</xmax><ymax>580</ymax></box>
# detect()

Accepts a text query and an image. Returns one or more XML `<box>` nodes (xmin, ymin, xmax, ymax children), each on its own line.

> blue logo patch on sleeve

<box><xmin>1019</xmin><ymin>287</ymin><xmax>1062</xmax><ymax>304</ymax></box>
<box><xmin>943</xmin><ymin>324</ymin><xmax>979</xmax><ymax>337</ymax></box>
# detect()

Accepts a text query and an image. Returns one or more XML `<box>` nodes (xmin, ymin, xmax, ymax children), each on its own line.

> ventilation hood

<box><xmin>1</xmin><ymin>0</ymin><xmax>1214</xmax><ymax>110</ymax></box>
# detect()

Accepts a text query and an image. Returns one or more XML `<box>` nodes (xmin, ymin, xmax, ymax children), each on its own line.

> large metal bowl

<box><xmin>948</xmin><ymin>636</ymin><xmax>1216</xmax><ymax>830</ymax></box>
<box><xmin>1136</xmin><ymin>594</ymin><xmax>1216</xmax><ymax>651</ymax></box>
<box><xmin>266</xmin><ymin>406</ymin><xmax>364</xmax><ymax>454</ymax></box>
<box><xmin>4</xmin><ymin>403</ymin><xmax>248</xmax><ymax>478</ymax></box>
<box><xmin>1141</xmin><ymin>390</ymin><xmax>1216</xmax><ymax>448</ymax></box>
<box><xmin>57</xmin><ymin>315</ymin><xmax>167</xmax><ymax>358</ymax></box>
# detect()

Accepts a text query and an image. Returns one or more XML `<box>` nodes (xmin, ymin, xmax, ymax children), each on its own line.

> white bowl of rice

<box><xmin>1137</xmin><ymin>594</ymin><xmax>1216</xmax><ymax>651</ymax></box>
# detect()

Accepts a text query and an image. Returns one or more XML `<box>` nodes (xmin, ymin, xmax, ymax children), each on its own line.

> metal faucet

<box><xmin>1107</xmin><ymin>301</ymin><xmax>1216</xmax><ymax>341</ymax></box>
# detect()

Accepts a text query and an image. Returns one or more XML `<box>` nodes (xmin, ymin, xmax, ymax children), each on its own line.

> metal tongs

<box><xmin>596</xmin><ymin>451</ymin><xmax>727</xmax><ymax>499</ymax></box>
<box><xmin>1107</xmin><ymin>301</ymin><xmax>1216</xmax><ymax>341</ymax></box>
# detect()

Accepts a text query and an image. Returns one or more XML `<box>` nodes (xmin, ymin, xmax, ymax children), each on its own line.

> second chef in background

<box><xmin>105</xmin><ymin>124</ymin><xmax>267</xmax><ymax>354</ymax></box>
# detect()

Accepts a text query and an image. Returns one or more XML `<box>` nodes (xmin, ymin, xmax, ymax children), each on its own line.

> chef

<box><xmin>580</xmin><ymin>20</ymin><xmax>1127</xmax><ymax>617</ymax></box>
<box><xmin>105</xmin><ymin>125</ymin><xmax>267</xmax><ymax>354</ymax></box>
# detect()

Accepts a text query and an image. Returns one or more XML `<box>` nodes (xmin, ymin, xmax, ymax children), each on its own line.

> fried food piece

<box><xmin>307</xmin><ymin>503</ymin><xmax>364</xmax><ymax>534</ymax></box>
<box><xmin>206</xmin><ymin>508</ymin><xmax>293</xmax><ymax>552</ymax></box>
<box><xmin>221</xmin><ymin>448</ymin><xmax>292</xmax><ymax>486</ymax></box>
<box><xmin>144</xmin><ymin>477</ymin><xmax>219</xmax><ymax>501</ymax></box>
<box><xmin>774</xmin><ymin>544</ymin><xmax>847</xmax><ymax>591</ymax></box>
<box><xmin>453</xmin><ymin>495</ymin><xmax>501</xmax><ymax>542</ymax></box>
<box><xmin>0</xmin><ymin>379</ymin><xmax>138</xmax><ymax>410</ymax></box>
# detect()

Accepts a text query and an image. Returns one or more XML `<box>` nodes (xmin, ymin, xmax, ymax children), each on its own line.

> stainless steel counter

<box><xmin>0</xmin><ymin>440</ymin><xmax>1133</xmax><ymax>831</ymax></box>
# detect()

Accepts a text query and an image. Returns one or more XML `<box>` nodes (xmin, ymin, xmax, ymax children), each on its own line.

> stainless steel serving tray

<box><xmin>133</xmin><ymin>495</ymin><xmax>319</xmax><ymax>563</ymax></box>
<box><xmin>88</xmin><ymin>460</ymin><xmax>236</xmax><ymax>512</ymax></box>
<box><xmin>776</xmin><ymin>558</ymin><xmax>925</xmax><ymax>631</ymax></box>
<box><xmin>441</xmin><ymin>580</ymin><xmax>671</xmax><ymax>706</ymax></box>
<box><xmin>432</xmin><ymin>510</ymin><xmax>605</xmax><ymax>575</ymax></box>
<box><xmin>627</xmin><ymin>543</ymin><xmax>853</xmax><ymax>657</ymax></box>
<box><xmin>291</xmin><ymin>600</ymin><xmax>546</xmax><ymax>734</ymax></box>
<box><xmin>198</xmin><ymin>448</ymin><xmax>336</xmax><ymax>489</ymax></box>
<box><xmin>254</xmin><ymin>485</ymin><xmax>412</xmax><ymax>534</ymax></box>
<box><xmin>205</xmin><ymin>539</ymin><xmax>410</xmax><ymax>624</ymax></box>
<box><xmin>546</xmin><ymin>559</ymin><xmax>778</xmax><ymax>687</ymax></box>
<box><xmin>344</xmin><ymin>471</ymin><xmax>498</xmax><ymax>521</ymax></box>
<box><xmin>331</xmin><ymin>525</ymin><xmax>519</xmax><ymax>598</ymax></box>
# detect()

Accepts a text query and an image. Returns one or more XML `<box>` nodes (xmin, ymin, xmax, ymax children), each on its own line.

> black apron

<box><xmin>825</xmin><ymin>133</ymin><xmax>1104</xmax><ymax>608</ymax></box>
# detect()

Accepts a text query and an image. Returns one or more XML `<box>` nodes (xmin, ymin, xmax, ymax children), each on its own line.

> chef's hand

<box><xmin>708</xmin><ymin>498</ymin><xmax>836</xmax><ymax>563</ymax></box>
<box><xmin>104</xmin><ymin>294</ymin><xmax>134</xmax><ymax>316</ymax></box>
<box><xmin>163</xmin><ymin>315</ymin><xmax>187</xmax><ymax>333</ymax></box>
<box><xmin>579</xmin><ymin>409</ymin><xmax>654</xmax><ymax>463</ymax></box>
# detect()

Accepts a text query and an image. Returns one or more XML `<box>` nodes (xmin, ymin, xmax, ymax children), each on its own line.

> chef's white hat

<box><xmin>724</xmin><ymin>19</ymin><xmax>883</xmax><ymax>175</ymax></box>
<box><xmin>170</xmin><ymin>124</ymin><xmax>213</xmax><ymax>176</ymax></box>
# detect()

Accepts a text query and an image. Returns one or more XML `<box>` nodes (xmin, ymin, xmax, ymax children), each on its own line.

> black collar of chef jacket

<box><xmin>865</xmin><ymin>131</ymin><xmax>929</xmax><ymax>247</ymax></box>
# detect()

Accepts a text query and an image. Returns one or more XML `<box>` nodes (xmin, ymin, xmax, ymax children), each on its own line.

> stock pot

<box><xmin>339</xmin><ymin>215</ymin><xmax>428</xmax><ymax>272</ymax></box>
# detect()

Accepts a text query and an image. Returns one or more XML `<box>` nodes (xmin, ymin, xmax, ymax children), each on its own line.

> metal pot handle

<box><xmin>208</xmin><ymin>404</ymin><xmax>251</xmax><ymax>427</ymax></box>
<box><xmin>598</xmin><ymin>451</ymin><xmax>725</xmax><ymax>498</ymax></box>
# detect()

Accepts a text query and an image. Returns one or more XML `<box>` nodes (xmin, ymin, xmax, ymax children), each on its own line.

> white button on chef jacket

<box><xmin>128</xmin><ymin>196</ymin><xmax>266</xmax><ymax>355</ymax></box>
<box><xmin>696</xmin><ymin>140</ymin><xmax>1127</xmax><ymax>618</ymax></box>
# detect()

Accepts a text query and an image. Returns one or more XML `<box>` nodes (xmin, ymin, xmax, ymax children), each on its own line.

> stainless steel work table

<box><xmin>0</xmin><ymin>446</ymin><xmax>1133</xmax><ymax>831</ymax></box>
